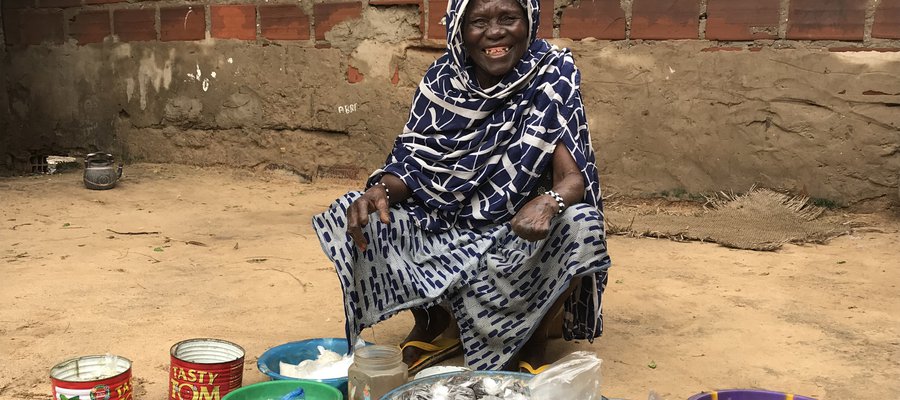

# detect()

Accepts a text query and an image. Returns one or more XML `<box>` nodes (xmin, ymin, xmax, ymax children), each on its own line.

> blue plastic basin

<box><xmin>257</xmin><ymin>338</ymin><xmax>363</xmax><ymax>397</ymax></box>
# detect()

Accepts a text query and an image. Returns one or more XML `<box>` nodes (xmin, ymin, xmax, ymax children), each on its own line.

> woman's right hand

<box><xmin>347</xmin><ymin>185</ymin><xmax>391</xmax><ymax>252</ymax></box>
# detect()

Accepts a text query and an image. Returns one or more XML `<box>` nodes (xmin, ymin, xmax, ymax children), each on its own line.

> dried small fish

<box><xmin>393</xmin><ymin>373</ymin><xmax>529</xmax><ymax>400</ymax></box>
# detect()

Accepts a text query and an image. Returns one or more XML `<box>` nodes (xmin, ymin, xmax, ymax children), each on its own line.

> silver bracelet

<box><xmin>376</xmin><ymin>181</ymin><xmax>390</xmax><ymax>202</ymax></box>
<box><xmin>544</xmin><ymin>190</ymin><xmax>565</xmax><ymax>214</ymax></box>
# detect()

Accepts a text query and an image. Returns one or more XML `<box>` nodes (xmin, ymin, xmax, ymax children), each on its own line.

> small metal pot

<box><xmin>83</xmin><ymin>153</ymin><xmax>123</xmax><ymax>190</ymax></box>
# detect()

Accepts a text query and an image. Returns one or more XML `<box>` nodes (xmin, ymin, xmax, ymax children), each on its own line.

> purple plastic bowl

<box><xmin>688</xmin><ymin>389</ymin><xmax>817</xmax><ymax>400</ymax></box>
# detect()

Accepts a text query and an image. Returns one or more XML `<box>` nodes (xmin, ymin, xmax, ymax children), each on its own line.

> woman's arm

<box><xmin>511</xmin><ymin>144</ymin><xmax>584</xmax><ymax>241</ymax></box>
<box><xmin>549</xmin><ymin>143</ymin><xmax>586</xmax><ymax>210</ymax></box>
<box><xmin>347</xmin><ymin>174</ymin><xmax>411</xmax><ymax>251</ymax></box>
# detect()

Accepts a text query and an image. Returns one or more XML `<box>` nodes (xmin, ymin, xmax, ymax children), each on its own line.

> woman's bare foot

<box><xmin>401</xmin><ymin>305</ymin><xmax>453</xmax><ymax>366</ymax></box>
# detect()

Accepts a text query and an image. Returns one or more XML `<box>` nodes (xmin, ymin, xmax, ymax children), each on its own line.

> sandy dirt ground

<box><xmin>1</xmin><ymin>164</ymin><xmax>898</xmax><ymax>400</ymax></box>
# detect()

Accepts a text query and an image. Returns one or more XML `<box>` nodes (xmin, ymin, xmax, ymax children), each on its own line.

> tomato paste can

<box><xmin>169</xmin><ymin>338</ymin><xmax>245</xmax><ymax>400</ymax></box>
<box><xmin>50</xmin><ymin>354</ymin><xmax>134</xmax><ymax>400</ymax></box>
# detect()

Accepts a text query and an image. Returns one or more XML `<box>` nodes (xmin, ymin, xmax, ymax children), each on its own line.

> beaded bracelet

<box><xmin>376</xmin><ymin>181</ymin><xmax>391</xmax><ymax>202</ymax></box>
<box><xmin>544</xmin><ymin>190</ymin><xmax>565</xmax><ymax>214</ymax></box>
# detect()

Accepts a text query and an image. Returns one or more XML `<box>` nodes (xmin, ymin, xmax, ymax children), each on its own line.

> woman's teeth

<box><xmin>484</xmin><ymin>47</ymin><xmax>510</xmax><ymax>56</ymax></box>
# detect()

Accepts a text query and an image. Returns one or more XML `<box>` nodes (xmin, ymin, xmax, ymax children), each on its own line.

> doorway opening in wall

<box><xmin>29</xmin><ymin>154</ymin><xmax>79</xmax><ymax>174</ymax></box>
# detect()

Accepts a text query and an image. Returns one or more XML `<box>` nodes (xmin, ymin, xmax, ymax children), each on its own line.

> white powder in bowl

<box><xmin>280</xmin><ymin>346</ymin><xmax>354</xmax><ymax>380</ymax></box>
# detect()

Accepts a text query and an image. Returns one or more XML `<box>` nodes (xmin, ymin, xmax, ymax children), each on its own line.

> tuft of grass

<box><xmin>671</xmin><ymin>188</ymin><xmax>687</xmax><ymax>198</ymax></box>
<box><xmin>810</xmin><ymin>197</ymin><xmax>842</xmax><ymax>209</ymax></box>
<box><xmin>655</xmin><ymin>188</ymin><xmax>706</xmax><ymax>201</ymax></box>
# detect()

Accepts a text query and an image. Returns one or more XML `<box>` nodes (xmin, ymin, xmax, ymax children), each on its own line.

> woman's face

<box><xmin>462</xmin><ymin>0</ymin><xmax>529</xmax><ymax>88</ymax></box>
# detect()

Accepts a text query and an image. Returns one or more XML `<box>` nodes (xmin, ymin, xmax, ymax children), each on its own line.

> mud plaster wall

<box><xmin>2</xmin><ymin>0</ymin><xmax>900</xmax><ymax>208</ymax></box>
<box><xmin>572</xmin><ymin>43</ymin><xmax>900</xmax><ymax>209</ymax></box>
<box><xmin>0</xmin><ymin>6</ymin><xmax>8</xmax><ymax>159</ymax></box>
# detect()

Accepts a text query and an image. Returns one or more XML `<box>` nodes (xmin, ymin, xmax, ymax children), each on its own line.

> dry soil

<box><xmin>1</xmin><ymin>164</ymin><xmax>898</xmax><ymax>400</ymax></box>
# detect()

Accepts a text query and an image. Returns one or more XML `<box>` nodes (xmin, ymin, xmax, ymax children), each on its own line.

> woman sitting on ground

<box><xmin>313</xmin><ymin>0</ymin><xmax>611</xmax><ymax>374</ymax></box>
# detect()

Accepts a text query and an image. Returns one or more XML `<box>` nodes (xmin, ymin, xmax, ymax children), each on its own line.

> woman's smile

<box><xmin>484</xmin><ymin>46</ymin><xmax>511</xmax><ymax>57</ymax></box>
<box><xmin>462</xmin><ymin>0</ymin><xmax>529</xmax><ymax>88</ymax></box>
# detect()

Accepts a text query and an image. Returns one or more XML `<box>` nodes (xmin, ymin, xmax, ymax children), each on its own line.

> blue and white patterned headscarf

<box><xmin>370</xmin><ymin>0</ymin><xmax>601</xmax><ymax>232</ymax></box>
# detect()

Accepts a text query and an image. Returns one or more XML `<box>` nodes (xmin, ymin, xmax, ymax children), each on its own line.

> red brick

<box><xmin>160</xmin><ymin>6</ymin><xmax>205</xmax><ymax>41</ymax></box>
<box><xmin>705</xmin><ymin>0</ymin><xmax>778</xmax><ymax>40</ymax></box>
<box><xmin>211</xmin><ymin>5</ymin><xmax>256</xmax><ymax>40</ymax></box>
<box><xmin>426</xmin><ymin>0</ymin><xmax>447</xmax><ymax>40</ymax></box>
<box><xmin>114</xmin><ymin>8</ymin><xmax>156</xmax><ymax>42</ymax></box>
<box><xmin>631</xmin><ymin>0</ymin><xmax>699</xmax><ymax>39</ymax></box>
<box><xmin>347</xmin><ymin>65</ymin><xmax>364</xmax><ymax>83</ymax></box>
<box><xmin>260</xmin><ymin>5</ymin><xmax>309</xmax><ymax>40</ymax></box>
<box><xmin>69</xmin><ymin>9</ymin><xmax>109</xmax><ymax>44</ymax></box>
<box><xmin>18</xmin><ymin>10</ymin><xmax>65</xmax><ymax>44</ymax></box>
<box><xmin>37</xmin><ymin>0</ymin><xmax>81</xmax><ymax>8</ymax></box>
<box><xmin>536</xmin><ymin>0</ymin><xmax>552</xmax><ymax>38</ymax></box>
<box><xmin>559</xmin><ymin>0</ymin><xmax>626</xmax><ymax>40</ymax></box>
<box><xmin>700</xmin><ymin>46</ymin><xmax>743</xmax><ymax>52</ymax></box>
<box><xmin>390</xmin><ymin>66</ymin><xmax>400</xmax><ymax>85</ymax></box>
<box><xmin>786</xmin><ymin>0</ymin><xmax>865</xmax><ymax>40</ymax></box>
<box><xmin>2</xmin><ymin>0</ymin><xmax>35</xmax><ymax>9</ymax></box>
<box><xmin>314</xmin><ymin>1</ymin><xmax>362</xmax><ymax>41</ymax></box>
<box><xmin>420</xmin><ymin>3</ymin><xmax>425</xmax><ymax>37</ymax></box>
<box><xmin>369</xmin><ymin>0</ymin><xmax>419</xmax><ymax>4</ymax></box>
<box><xmin>873</xmin><ymin>0</ymin><xmax>900</xmax><ymax>39</ymax></box>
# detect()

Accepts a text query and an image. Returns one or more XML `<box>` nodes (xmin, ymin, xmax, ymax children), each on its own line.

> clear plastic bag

<box><xmin>528</xmin><ymin>351</ymin><xmax>603</xmax><ymax>400</ymax></box>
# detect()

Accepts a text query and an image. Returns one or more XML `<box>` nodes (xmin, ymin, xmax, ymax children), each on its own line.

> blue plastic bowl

<box><xmin>257</xmin><ymin>338</ymin><xmax>363</xmax><ymax>397</ymax></box>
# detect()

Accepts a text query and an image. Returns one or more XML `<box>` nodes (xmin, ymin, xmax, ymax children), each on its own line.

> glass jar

<box><xmin>347</xmin><ymin>345</ymin><xmax>408</xmax><ymax>400</ymax></box>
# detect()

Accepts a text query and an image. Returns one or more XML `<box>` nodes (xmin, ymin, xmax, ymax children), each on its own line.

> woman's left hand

<box><xmin>511</xmin><ymin>195</ymin><xmax>559</xmax><ymax>241</ymax></box>
<box><xmin>511</xmin><ymin>144</ymin><xmax>585</xmax><ymax>241</ymax></box>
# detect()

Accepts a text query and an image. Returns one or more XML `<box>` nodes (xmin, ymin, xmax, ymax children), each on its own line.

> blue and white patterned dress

<box><xmin>313</xmin><ymin>0</ymin><xmax>611</xmax><ymax>370</ymax></box>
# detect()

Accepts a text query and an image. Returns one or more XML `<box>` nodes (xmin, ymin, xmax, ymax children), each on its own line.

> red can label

<box><xmin>54</xmin><ymin>379</ymin><xmax>132</xmax><ymax>400</ymax></box>
<box><xmin>169</xmin><ymin>366</ymin><xmax>224</xmax><ymax>400</ymax></box>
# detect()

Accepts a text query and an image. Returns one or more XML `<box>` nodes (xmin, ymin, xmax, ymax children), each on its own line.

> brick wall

<box><xmin>0</xmin><ymin>0</ymin><xmax>897</xmax><ymax>109</ymax></box>
<box><xmin>0</xmin><ymin>0</ymin><xmax>366</xmax><ymax>47</ymax></box>
<box><xmin>2</xmin><ymin>0</ymin><xmax>899</xmax><ymax>49</ymax></box>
